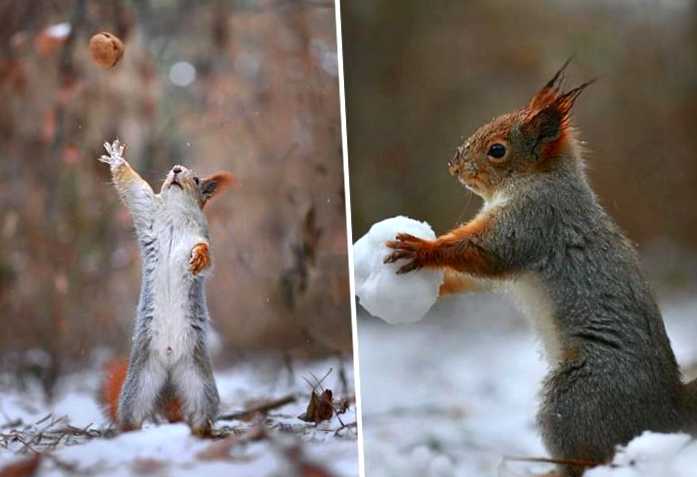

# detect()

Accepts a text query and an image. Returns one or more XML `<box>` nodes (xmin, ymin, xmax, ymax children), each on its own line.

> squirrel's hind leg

<box><xmin>117</xmin><ymin>355</ymin><xmax>168</xmax><ymax>431</ymax></box>
<box><xmin>171</xmin><ymin>350</ymin><xmax>220</xmax><ymax>437</ymax></box>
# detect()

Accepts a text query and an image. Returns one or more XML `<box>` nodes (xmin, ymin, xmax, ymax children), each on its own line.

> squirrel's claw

<box><xmin>394</xmin><ymin>233</ymin><xmax>425</xmax><ymax>244</ymax></box>
<box><xmin>396</xmin><ymin>261</ymin><xmax>422</xmax><ymax>274</ymax></box>
<box><xmin>383</xmin><ymin>249</ymin><xmax>413</xmax><ymax>264</ymax></box>
<box><xmin>384</xmin><ymin>233</ymin><xmax>431</xmax><ymax>274</ymax></box>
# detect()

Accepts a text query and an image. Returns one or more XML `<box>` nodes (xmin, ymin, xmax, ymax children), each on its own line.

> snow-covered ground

<box><xmin>0</xmin><ymin>358</ymin><xmax>358</xmax><ymax>476</ymax></box>
<box><xmin>358</xmin><ymin>292</ymin><xmax>697</xmax><ymax>477</ymax></box>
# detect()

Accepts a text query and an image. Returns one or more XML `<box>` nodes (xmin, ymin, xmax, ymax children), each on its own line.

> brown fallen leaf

<box><xmin>298</xmin><ymin>388</ymin><xmax>334</xmax><ymax>424</ymax></box>
<box><xmin>0</xmin><ymin>455</ymin><xmax>41</xmax><ymax>477</ymax></box>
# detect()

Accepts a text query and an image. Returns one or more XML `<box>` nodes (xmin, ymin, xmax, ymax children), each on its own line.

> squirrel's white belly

<box><xmin>505</xmin><ymin>273</ymin><xmax>562</xmax><ymax>365</ymax></box>
<box><xmin>150</xmin><ymin>239</ymin><xmax>198</xmax><ymax>364</ymax></box>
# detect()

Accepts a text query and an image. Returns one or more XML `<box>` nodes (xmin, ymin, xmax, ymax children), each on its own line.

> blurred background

<box><xmin>343</xmin><ymin>1</ymin><xmax>697</xmax><ymax>475</ymax></box>
<box><xmin>344</xmin><ymin>0</ymin><xmax>697</xmax><ymax>295</ymax></box>
<box><xmin>0</xmin><ymin>0</ymin><xmax>350</xmax><ymax>399</ymax></box>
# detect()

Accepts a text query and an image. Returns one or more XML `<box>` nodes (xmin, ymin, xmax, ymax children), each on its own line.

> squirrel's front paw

<box><xmin>189</xmin><ymin>243</ymin><xmax>210</xmax><ymax>275</ymax></box>
<box><xmin>384</xmin><ymin>233</ymin><xmax>431</xmax><ymax>274</ymax></box>
<box><xmin>98</xmin><ymin>139</ymin><xmax>126</xmax><ymax>168</ymax></box>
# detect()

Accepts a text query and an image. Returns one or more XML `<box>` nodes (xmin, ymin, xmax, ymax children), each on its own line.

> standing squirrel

<box><xmin>385</xmin><ymin>62</ymin><xmax>697</xmax><ymax>476</ymax></box>
<box><xmin>97</xmin><ymin>139</ymin><xmax>233</xmax><ymax>436</ymax></box>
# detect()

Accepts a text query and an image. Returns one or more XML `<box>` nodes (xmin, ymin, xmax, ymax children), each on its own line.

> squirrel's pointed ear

<box><xmin>199</xmin><ymin>171</ymin><xmax>235</xmax><ymax>208</ymax></box>
<box><xmin>521</xmin><ymin>104</ymin><xmax>564</xmax><ymax>147</ymax></box>
<box><xmin>521</xmin><ymin>79</ymin><xmax>594</xmax><ymax>158</ymax></box>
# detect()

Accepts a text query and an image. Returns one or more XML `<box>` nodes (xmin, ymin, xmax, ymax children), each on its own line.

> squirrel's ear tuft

<box><xmin>199</xmin><ymin>171</ymin><xmax>235</xmax><ymax>208</ymax></box>
<box><xmin>521</xmin><ymin>73</ymin><xmax>595</xmax><ymax>159</ymax></box>
<box><xmin>527</xmin><ymin>57</ymin><xmax>573</xmax><ymax>112</ymax></box>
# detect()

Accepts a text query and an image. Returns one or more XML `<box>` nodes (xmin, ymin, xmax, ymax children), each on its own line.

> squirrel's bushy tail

<box><xmin>100</xmin><ymin>359</ymin><xmax>183</xmax><ymax>424</ymax></box>
<box><xmin>100</xmin><ymin>359</ymin><xmax>128</xmax><ymax>423</ymax></box>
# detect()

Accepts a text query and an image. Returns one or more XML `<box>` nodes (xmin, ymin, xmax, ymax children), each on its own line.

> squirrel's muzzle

<box><xmin>448</xmin><ymin>145</ymin><xmax>466</xmax><ymax>176</ymax></box>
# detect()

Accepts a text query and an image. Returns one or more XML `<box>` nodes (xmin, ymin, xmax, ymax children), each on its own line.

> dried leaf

<box><xmin>298</xmin><ymin>389</ymin><xmax>334</xmax><ymax>424</ymax></box>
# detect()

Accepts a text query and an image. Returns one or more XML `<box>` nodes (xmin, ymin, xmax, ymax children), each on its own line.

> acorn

<box><xmin>89</xmin><ymin>32</ymin><xmax>124</xmax><ymax>69</ymax></box>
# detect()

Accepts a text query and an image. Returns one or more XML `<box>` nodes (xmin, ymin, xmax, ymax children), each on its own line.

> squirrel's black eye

<box><xmin>487</xmin><ymin>143</ymin><xmax>507</xmax><ymax>160</ymax></box>
<box><xmin>194</xmin><ymin>177</ymin><xmax>200</xmax><ymax>185</ymax></box>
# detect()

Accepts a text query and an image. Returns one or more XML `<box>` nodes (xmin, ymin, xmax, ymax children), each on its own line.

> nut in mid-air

<box><xmin>89</xmin><ymin>32</ymin><xmax>124</xmax><ymax>69</ymax></box>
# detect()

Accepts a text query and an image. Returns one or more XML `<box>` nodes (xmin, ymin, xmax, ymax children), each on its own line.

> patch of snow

<box><xmin>0</xmin><ymin>358</ymin><xmax>357</xmax><ymax>477</ymax></box>
<box><xmin>51</xmin><ymin>393</ymin><xmax>103</xmax><ymax>428</ymax></box>
<box><xmin>587</xmin><ymin>432</ymin><xmax>697</xmax><ymax>477</ymax></box>
<box><xmin>353</xmin><ymin>216</ymin><xmax>443</xmax><ymax>324</ymax></box>
<box><xmin>358</xmin><ymin>293</ymin><xmax>697</xmax><ymax>477</ymax></box>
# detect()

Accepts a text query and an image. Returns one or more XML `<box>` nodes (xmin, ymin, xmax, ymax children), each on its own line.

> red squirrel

<box><xmin>97</xmin><ymin>140</ymin><xmax>233</xmax><ymax>435</ymax></box>
<box><xmin>385</xmin><ymin>61</ymin><xmax>697</xmax><ymax>476</ymax></box>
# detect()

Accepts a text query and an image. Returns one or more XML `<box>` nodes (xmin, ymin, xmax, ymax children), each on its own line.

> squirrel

<box><xmin>97</xmin><ymin>139</ymin><xmax>233</xmax><ymax>436</ymax></box>
<box><xmin>384</xmin><ymin>61</ymin><xmax>697</xmax><ymax>476</ymax></box>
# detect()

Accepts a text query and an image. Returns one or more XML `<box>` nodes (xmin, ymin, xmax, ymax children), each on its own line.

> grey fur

<box><xmin>476</xmin><ymin>160</ymin><xmax>695</xmax><ymax>475</ymax></box>
<box><xmin>425</xmin><ymin>74</ymin><xmax>697</xmax><ymax>474</ymax></box>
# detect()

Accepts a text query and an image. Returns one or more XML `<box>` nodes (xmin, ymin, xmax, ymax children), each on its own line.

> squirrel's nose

<box><xmin>448</xmin><ymin>147</ymin><xmax>464</xmax><ymax>176</ymax></box>
<box><xmin>172</xmin><ymin>166</ymin><xmax>182</xmax><ymax>175</ymax></box>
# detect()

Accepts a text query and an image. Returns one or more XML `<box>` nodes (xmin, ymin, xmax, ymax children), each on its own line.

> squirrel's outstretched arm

<box><xmin>385</xmin><ymin>215</ymin><xmax>509</xmax><ymax>278</ymax></box>
<box><xmin>99</xmin><ymin>140</ymin><xmax>157</xmax><ymax>241</ymax></box>
<box><xmin>386</xmin><ymin>193</ymin><xmax>554</xmax><ymax>280</ymax></box>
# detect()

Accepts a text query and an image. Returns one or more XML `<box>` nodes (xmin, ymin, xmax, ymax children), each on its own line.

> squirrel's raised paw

<box><xmin>98</xmin><ymin>139</ymin><xmax>126</xmax><ymax>167</ymax></box>
<box><xmin>190</xmin><ymin>243</ymin><xmax>210</xmax><ymax>275</ymax></box>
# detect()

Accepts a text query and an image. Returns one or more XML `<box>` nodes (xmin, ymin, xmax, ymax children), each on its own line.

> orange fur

<box><xmin>112</xmin><ymin>160</ymin><xmax>139</xmax><ymax>184</ymax></box>
<box><xmin>430</xmin><ymin>215</ymin><xmax>505</xmax><ymax>276</ymax></box>
<box><xmin>386</xmin><ymin>213</ymin><xmax>506</xmax><ymax>277</ymax></box>
<box><xmin>190</xmin><ymin>243</ymin><xmax>210</xmax><ymax>275</ymax></box>
<box><xmin>439</xmin><ymin>269</ymin><xmax>481</xmax><ymax>296</ymax></box>
<box><xmin>520</xmin><ymin>60</ymin><xmax>593</xmax><ymax>168</ymax></box>
<box><xmin>200</xmin><ymin>171</ymin><xmax>235</xmax><ymax>208</ymax></box>
<box><xmin>162</xmin><ymin>397</ymin><xmax>184</xmax><ymax>423</ymax></box>
<box><xmin>100</xmin><ymin>359</ymin><xmax>183</xmax><ymax>425</ymax></box>
<box><xmin>101</xmin><ymin>359</ymin><xmax>128</xmax><ymax>423</ymax></box>
<box><xmin>524</xmin><ymin>74</ymin><xmax>593</xmax><ymax>166</ymax></box>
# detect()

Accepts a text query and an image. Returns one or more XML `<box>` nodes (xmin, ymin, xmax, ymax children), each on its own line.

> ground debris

<box><xmin>217</xmin><ymin>394</ymin><xmax>297</xmax><ymax>422</ymax></box>
<box><xmin>0</xmin><ymin>414</ymin><xmax>111</xmax><ymax>454</ymax></box>
<box><xmin>297</xmin><ymin>369</ymin><xmax>351</xmax><ymax>427</ymax></box>
<box><xmin>0</xmin><ymin>455</ymin><xmax>41</xmax><ymax>477</ymax></box>
<box><xmin>196</xmin><ymin>424</ymin><xmax>266</xmax><ymax>461</ymax></box>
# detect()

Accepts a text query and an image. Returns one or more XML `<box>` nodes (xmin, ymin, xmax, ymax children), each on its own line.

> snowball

<box><xmin>353</xmin><ymin>216</ymin><xmax>443</xmax><ymax>324</ymax></box>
